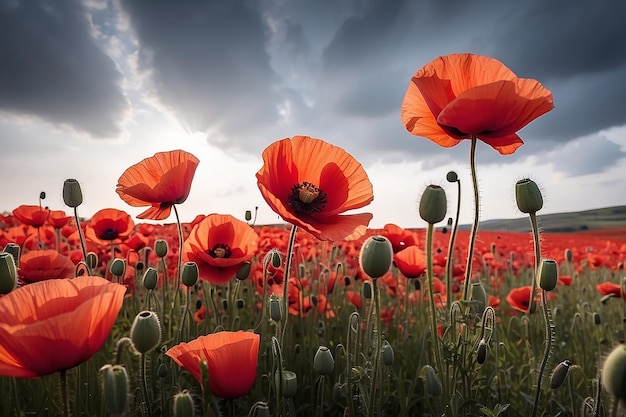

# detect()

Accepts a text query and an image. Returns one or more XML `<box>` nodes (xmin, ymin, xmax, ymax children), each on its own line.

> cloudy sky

<box><xmin>2</xmin><ymin>0</ymin><xmax>625</xmax><ymax>229</ymax></box>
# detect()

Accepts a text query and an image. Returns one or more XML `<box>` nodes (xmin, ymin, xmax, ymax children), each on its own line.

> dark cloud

<box><xmin>0</xmin><ymin>0</ymin><xmax>129</xmax><ymax>137</ymax></box>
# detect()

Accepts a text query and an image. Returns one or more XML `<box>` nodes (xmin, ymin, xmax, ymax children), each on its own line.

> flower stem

<box><xmin>73</xmin><ymin>207</ymin><xmax>91</xmax><ymax>275</ymax></box>
<box><xmin>461</xmin><ymin>136</ymin><xmax>479</xmax><ymax>302</ymax></box>
<box><xmin>280</xmin><ymin>225</ymin><xmax>298</xmax><ymax>346</ymax></box>
<box><xmin>445</xmin><ymin>177</ymin><xmax>461</xmax><ymax>312</ymax></box>
<box><xmin>367</xmin><ymin>278</ymin><xmax>382</xmax><ymax>417</ymax></box>
<box><xmin>141</xmin><ymin>353</ymin><xmax>152</xmax><ymax>417</ymax></box>
<box><xmin>60</xmin><ymin>370</ymin><xmax>69</xmax><ymax>417</ymax></box>
<box><xmin>170</xmin><ymin>205</ymin><xmax>184</xmax><ymax>333</ymax></box>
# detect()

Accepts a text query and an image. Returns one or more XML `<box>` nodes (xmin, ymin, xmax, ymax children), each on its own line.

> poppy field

<box><xmin>1</xmin><ymin>52</ymin><xmax>626</xmax><ymax>417</ymax></box>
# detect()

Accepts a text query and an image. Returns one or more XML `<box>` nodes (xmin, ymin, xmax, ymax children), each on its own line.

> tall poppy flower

<box><xmin>18</xmin><ymin>249</ymin><xmax>75</xmax><ymax>283</ymax></box>
<box><xmin>182</xmin><ymin>214</ymin><xmax>259</xmax><ymax>285</ymax></box>
<box><xmin>166</xmin><ymin>331</ymin><xmax>260</xmax><ymax>399</ymax></box>
<box><xmin>85</xmin><ymin>208</ymin><xmax>135</xmax><ymax>244</ymax></box>
<box><xmin>0</xmin><ymin>276</ymin><xmax>126</xmax><ymax>378</ymax></box>
<box><xmin>393</xmin><ymin>246</ymin><xmax>427</xmax><ymax>278</ymax></box>
<box><xmin>505</xmin><ymin>286</ymin><xmax>532</xmax><ymax>313</ymax></box>
<box><xmin>401</xmin><ymin>53</ymin><xmax>554</xmax><ymax>155</ymax></box>
<box><xmin>12</xmin><ymin>205</ymin><xmax>49</xmax><ymax>228</ymax></box>
<box><xmin>116</xmin><ymin>150</ymin><xmax>200</xmax><ymax>220</ymax></box>
<box><xmin>256</xmin><ymin>136</ymin><xmax>374</xmax><ymax>241</ymax></box>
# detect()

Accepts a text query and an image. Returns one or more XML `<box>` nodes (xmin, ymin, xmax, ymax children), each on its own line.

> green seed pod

<box><xmin>173</xmin><ymin>390</ymin><xmax>195</xmax><ymax>417</ymax></box>
<box><xmin>359</xmin><ymin>235</ymin><xmax>393</xmax><ymax>279</ymax></box>
<box><xmin>419</xmin><ymin>184</ymin><xmax>447</xmax><ymax>224</ymax></box>
<box><xmin>269</xmin><ymin>295</ymin><xmax>282</xmax><ymax>322</ymax></box>
<box><xmin>63</xmin><ymin>178</ymin><xmax>83</xmax><ymax>208</ymax></box>
<box><xmin>0</xmin><ymin>252</ymin><xmax>17</xmax><ymax>295</ymax></box>
<box><xmin>236</xmin><ymin>261</ymin><xmax>251</xmax><ymax>281</ymax></box>
<box><xmin>602</xmin><ymin>344</ymin><xmax>626</xmax><ymax>400</ymax></box>
<box><xmin>86</xmin><ymin>252</ymin><xmax>98</xmax><ymax>270</ymax></box>
<box><xmin>181</xmin><ymin>262</ymin><xmax>199</xmax><ymax>287</ymax></box>
<box><xmin>110</xmin><ymin>258</ymin><xmax>126</xmax><ymax>277</ymax></box>
<box><xmin>142</xmin><ymin>267</ymin><xmax>158</xmax><ymax>290</ymax></box>
<box><xmin>446</xmin><ymin>171</ymin><xmax>458</xmax><ymax>182</ymax></box>
<box><xmin>515</xmin><ymin>178</ymin><xmax>543</xmax><ymax>214</ymax></box>
<box><xmin>130</xmin><ymin>311</ymin><xmax>161</xmax><ymax>354</ymax></box>
<box><xmin>421</xmin><ymin>365</ymin><xmax>442</xmax><ymax>396</ymax></box>
<box><xmin>382</xmin><ymin>340</ymin><xmax>395</xmax><ymax>366</ymax></box>
<box><xmin>276</xmin><ymin>370</ymin><xmax>298</xmax><ymax>398</ymax></box>
<box><xmin>538</xmin><ymin>259</ymin><xmax>559</xmax><ymax>291</ymax></box>
<box><xmin>550</xmin><ymin>360</ymin><xmax>571</xmax><ymax>389</ymax></box>
<box><xmin>313</xmin><ymin>346</ymin><xmax>334</xmax><ymax>375</ymax></box>
<box><xmin>470</xmin><ymin>281</ymin><xmax>487</xmax><ymax>315</ymax></box>
<box><xmin>2</xmin><ymin>243</ymin><xmax>19</xmax><ymax>266</ymax></box>
<box><xmin>100</xmin><ymin>364</ymin><xmax>129</xmax><ymax>417</ymax></box>
<box><xmin>154</xmin><ymin>239</ymin><xmax>168</xmax><ymax>258</ymax></box>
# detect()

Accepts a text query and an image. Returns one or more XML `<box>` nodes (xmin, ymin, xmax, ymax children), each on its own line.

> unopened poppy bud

<box><xmin>130</xmin><ymin>311</ymin><xmax>161</xmax><ymax>354</ymax></box>
<box><xmin>154</xmin><ymin>239</ymin><xmax>168</xmax><ymax>258</ymax></box>
<box><xmin>538</xmin><ymin>259</ymin><xmax>558</xmax><ymax>291</ymax></box>
<box><xmin>362</xmin><ymin>280</ymin><xmax>372</xmax><ymax>299</ymax></box>
<box><xmin>235</xmin><ymin>298</ymin><xmax>245</xmax><ymax>309</ymax></box>
<box><xmin>110</xmin><ymin>258</ymin><xmax>126</xmax><ymax>277</ymax></box>
<box><xmin>419</xmin><ymin>185</ymin><xmax>447</xmax><ymax>224</ymax></box>
<box><xmin>476</xmin><ymin>339</ymin><xmax>488</xmax><ymax>365</ymax></box>
<box><xmin>382</xmin><ymin>340</ymin><xmax>395</xmax><ymax>366</ymax></box>
<box><xmin>39</xmin><ymin>191</ymin><xmax>46</xmax><ymax>200</ymax></box>
<box><xmin>564</xmin><ymin>248</ymin><xmax>573</xmax><ymax>263</ymax></box>
<box><xmin>63</xmin><ymin>178</ymin><xmax>83</xmax><ymax>208</ymax></box>
<box><xmin>245</xmin><ymin>210</ymin><xmax>252</xmax><ymax>221</ymax></box>
<box><xmin>359</xmin><ymin>235</ymin><xmax>393</xmax><ymax>279</ymax></box>
<box><xmin>421</xmin><ymin>365</ymin><xmax>442</xmax><ymax>396</ymax></box>
<box><xmin>593</xmin><ymin>312</ymin><xmax>601</xmax><ymax>325</ymax></box>
<box><xmin>3</xmin><ymin>243</ymin><xmax>19</xmax><ymax>266</ymax></box>
<box><xmin>86</xmin><ymin>252</ymin><xmax>98</xmax><ymax>269</ymax></box>
<box><xmin>142</xmin><ymin>267</ymin><xmax>158</xmax><ymax>290</ymax></box>
<box><xmin>313</xmin><ymin>346</ymin><xmax>334</xmax><ymax>375</ymax></box>
<box><xmin>470</xmin><ymin>281</ymin><xmax>487</xmax><ymax>315</ymax></box>
<box><xmin>0</xmin><ymin>252</ymin><xmax>17</xmax><ymax>295</ymax></box>
<box><xmin>550</xmin><ymin>360</ymin><xmax>571</xmax><ymax>389</ymax></box>
<box><xmin>248</xmin><ymin>402</ymin><xmax>271</xmax><ymax>417</ymax></box>
<box><xmin>236</xmin><ymin>261</ymin><xmax>251</xmax><ymax>281</ymax></box>
<box><xmin>446</xmin><ymin>171</ymin><xmax>458</xmax><ymax>182</ymax></box>
<box><xmin>602</xmin><ymin>344</ymin><xmax>626</xmax><ymax>401</ymax></box>
<box><xmin>269</xmin><ymin>295</ymin><xmax>282</xmax><ymax>322</ymax></box>
<box><xmin>265</xmin><ymin>249</ymin><xmax>281</xmax><ymax>269</ymax></box>
<box><xmin>173</xmin><ymin>390</ymin><xmax>195</xmax><ymax>417</ymax></box>
<box><xmin>181</xmin><ymin>262</ymin><xmax>198</xmax><ymax>287</ymax></box>
<box><xmin>515</xmin><ymin>178</ymin><xmax>543</xmax><ymax>214</ymax></box>
<box><xmin>276</xmin><ymin>370</ymin><xmax>298</xmax><ymax>398</ymax></box>
<box><xmin>157</xmin><ymin>362</ymin><xmax>168</xmax><ymax>378</ymax></box>
<box><xmin>100</xmin><ymin>364</ymin><xmax>129</xmax><ymax>417</ymax></box>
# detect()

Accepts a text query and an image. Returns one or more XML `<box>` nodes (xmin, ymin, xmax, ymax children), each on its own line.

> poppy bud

<box><xmin>419</xmin><ymin>185</ymin><xmax>447</xmax><ymax>224</ymax></box>
<box><xmin>154</xmin><ymin>239</ymin><xmax>168</xmax><ymax>258</ymax></box>
<box><xmin>359</xmin><ymin>236</ymin><xmax>393</xmax><ymax>279</ymax></box>
<box><xmin>515</xmin><ymin>178</ymin><xmax>543</xmax><ymax>214</ymax></box>
<box><xmin>3</xmin><ymin>243</ymin><xmax>20</xmax><ymax>266</ymax></box>
<box><xmin>476</xmin><ymin>339</ymin><xmax>488</xmax><ymax>365</ymax></box>
<box><xmin>265</xmin><ymin>249</ymin><xmax>281</xmax><ymax>269</ymax></box>
<box><xmin>236</xmin><ymin>298</ymin><xmax>245</xmax><ymax>309</ymax></box>
<box><xmin>538</xmin><ymin>259</ymin><xmax>558</xmax><ymax>291</ymax></box>
<box><xmin>157</xmin><ymin>362</ymin><xmax>168</xmax><ymax>378</ymax></box>
<box><xmin>593</xmin><ymin>312</ymin><xmax>601</xmax><ymax>325</ymax></box>
<box><xmin>63</xmin><ymin>178</ymin><xmax>83</xmax><ymax>208</ymax></box>
<box><xmin>421</xmin><ymin>365</ymin><xmax>442</xmax><ymax>396</ymax></box>
<box><xmin>470</xmin><ymin>281</ymin><xmax>487</xmax><ymax>315</ymax></box>
<box><xmin>245</xmin><ymin>210</ymin><xmax>252</xmax><ymax>221</ymax></box>
<box><xmin>269</xmin><ymin>295</ymin><xmax>282</xmax><ymax>322</ymax></box>
<box><xmin>236</xmin><ymin>261</ymin><xmax>251</xmax><ymax>281</ymax></box>
<box><xmin>110</xmin><ymin>258</ymin><xmax>126</xmax><ymax>278</ymax></box>
<box><xmin>142</xmin><ymin>267</ymin><xmax>158</xmax><ymax>290</ymax></box>
<box><xmin>313</xmin><ymin>346</ymin><xmax>334</xmax><ymax>375</ymax></box>
<box><xmin>130</xmin><ymin>311</ymin><xmax>161</xmax><ymax>354</ymax></box>
<box><xmin>446</xmin><ymin>171</ymin><xmax>458</xmax><ymax>182</ymax></box>
<box><xmin>39</xmin><ymin>191</ymin><xmax>46</xmax><ymax>200</ymax></box>
<box><xmin>0</xmin><ymin>252</ymin><xmax>17</xmax><ymax>295</ymax></box>
<box><xmin>382</xmin><ymin>340</ymin><xmax>395</xmax><ymax>366</ymax></box>
<box><xmin>276</xmin><ymin>370</ymin><xmax>298</xmax><ymax>398</ymax></box>
<box><xmin>100</xmin><ymin>364</ymin><xmax>129</xmax><ymax>417</ymax></box>
<box><xmin>86</xmin><ymin>252</ymin><xmax>98</xmax><ymax>270</ymax></box>
<box><xmin>173</xmin><ymin>390</ymin><xmax>195</xmax><ymax>417</ymax></box>
<box><xmin>550</xmin><ymin>360</ymin><xmax>571</xmax><ymax>389</ymax></box>
<box><xmin>298</xmin><ymin>263</ymin><xmax>306</xmax><ymax>279</ymax></box>
<box><xmin>362</xmin><ymin>280</ymin><xmax>372</xmax><ymax>299</ymax></box>
<box><xmin>602</xmin><ymin>344</ymin><xmax>626</xmax><ymax>400</ymax></box>
<box><xmin>181</xmin><ymin>262</ymin><xmax>198</xmax><ymax>287</ymax></box>
<box><xmin>564</xmin><ymin>248</ymin><xmax>573</xmax><ymax>263</ymax></box>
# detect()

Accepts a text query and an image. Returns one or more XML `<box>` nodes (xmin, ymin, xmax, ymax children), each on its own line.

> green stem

<box><xmin>141</xmin><ymin>353</ymin><xmax>152</xmax><ymax>417</ymax></box>
<box><xmin>445</xmin><ymin>178</ymin><xmax>461</xmax><ymax>313</ymax></box>
<box><xmin>280</xmin><ymin>225</ymin><xmax>298</xmax><ymax>346</ymax></box>
<box><xmin>367</xmin><ymin>278</ymin><xmax>382</xmax><ymax>417</ymax></box>
<box><xmin>73</xmin><ymin>207</ymin><xmax>91</xmax><ymax>275</ymax></box>
<box><xmin>60</xmin><ymin>369</ymin><xmax>69</xmax><ymax>417</ymax></box>
<box><xmin>461</xmin><ymin>136</ymin><xmax>479</xmax><ymax>302</ymax></box>
<box><xmin>177</xmin><ymin>286</ymin><xmax>191</xmax><ymax>344</ymax></box>
<box><xmin>528</xmin><ymin>212</ymin><xmax>540</xmax><ymax>314</ymax></box>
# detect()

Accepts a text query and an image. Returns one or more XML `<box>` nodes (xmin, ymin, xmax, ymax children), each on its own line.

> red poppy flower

<box><xmin>256</xmin><ymin>136</ymin><xmax>374</xmax><ymax>241</ymax></box>
<box><xmin>401</xmin><ymin>53</ymin><xmax>554</xmax><ymax>155</ymax></box>
<box><xmin>116</xmin><ymin>149</ymin><xmax>200</xmax><ymax>220</ymax></box>
<box><xmin>0</xmin><ymin>276</ymin><xmax>126</xmax><ymax>378</ymax></box>
<box><xmin>18</xmin><ymin>250</ymin><xmax>75</xmax><ymax>283</ymax></box>
<box><xmin>381</xmin><ymin>223</ymin><xmax>419</xmax><ymax>253</ymax></box>
<box><xmin>506</xmin><ymin>286</ymin><xmax>532</xmax><ymax>313</ymax></box>
<box><xmin>166</xmin><ymin>331</ymin><xmax>260</xmax><ymax>399</ymax></box>
<box><xmin>394</xmin><ymin>246</ymin><xmax>427</xmax><ymax>278</ymax></box>
<box><xmin>182</xmin><ymin>214</ymin><xmax>259</xmax><ymax>285</ymax></box>
<box><xmin>596</xmin><ymin>282</ymin><xmax>622</xmax><ymax>298</ymax></box>
<box><xmin>12</xmin><ymin>205</ymin><xmax>49</xmax><ymax>228</ymax></box>
<box><xmin>86</xmin><ymin>208</ymin><xmax>135</xmax><ymax>244</ymax></box>
<box><xmin>47</xmin><ymin>210</ymin><xmax>72</xmax><ymax>229</ymax></box>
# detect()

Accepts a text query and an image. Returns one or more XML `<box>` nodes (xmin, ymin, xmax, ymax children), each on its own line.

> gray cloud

<box><xmin>546</xmin><ymin>134</ymin><xmax>626</xmax><ymax>177</ymax></box>
<box><xmin>0</xmin><ymin>0</ymin><xmax>129</xmax><ymax>138</ymax></box>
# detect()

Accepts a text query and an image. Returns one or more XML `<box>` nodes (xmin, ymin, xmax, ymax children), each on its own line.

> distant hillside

<box><xmin>467</xmin><ymin>205</ymin><xmax>626</xmax><ymax>233</ymax></box>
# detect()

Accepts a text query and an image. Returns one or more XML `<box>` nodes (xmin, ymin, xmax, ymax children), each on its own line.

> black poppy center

<box><xmin>208</xmin><ymin>243</ymin><xmax>231</xmax><ymax>258</ymax></box>
<box><xmin>288</xmin><ymin>182</ymin><xmax>328</xmax><ymax>214</ymax></box>
<box><xmin>100</xmin><ymin>228</ymin><xmax>119</xmax><ymax>240</ymax></box>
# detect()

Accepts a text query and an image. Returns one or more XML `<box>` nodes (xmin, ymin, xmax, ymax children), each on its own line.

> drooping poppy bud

<box><xmin>313</xmin><ymin>346</ymin><xmax>334</xmax><ymax>375</ymax></box>
<box><xmin>419</xmin><ymin>185</ymin><xmax>447</xmax><ymax>224</ymax></box>
<box><xmin>181</xmin><ymin>262</ymin><xmax>199</xmax><ymax>287</ymax></box>
<box><xmin>236</xmin><ymin>262</ymin><xmax>251</xmax><ymax>281</ymax></box>
<box><xmin>100</xmin><ymin>364</ymin><xmax>129</xmax><ymax>417</ymax></box>
<box><xmin>515</xmin><ymin>178</ymin><xmax>543</xmax><ymax>214</ymax></box>
<box><xmin>359</xmin><ymin>236</ymin><xmax>393</xmax><ymax>279</ymax></box>
<box><xmin>550</xmin><ymin>360</ymin><xmax>571</xmax><ymax>389</ymax></box>
<box><xmin>269</xmin><ymin>295</ymin><xmax>282</xmax><ymax>322</ymax></box>
<box><xmin>142</xmin><ymin>267</ymin><xmax>158</xmax><ymax>291</ymax></box>
<box><xmin>63</xmin><ymin>178</ymin><xmax>83</xmax><ymax>208</ymax></box>
<box><xmin>0</xmin><ymin>252</ymin><xmax>17</xmax><ymax>295</ymax></box>
<box><xmin>130</xmin><ymin>311</ymin><xmax>162</xmax><ymax>354</ymax></box>
<box><xmin>173</xmin><ymin>390</ymin><xmax>195</xmax><ymax>417</ymax></box>
<box><xmin>476</xmin><ymin>339</ymin><xmax>488</xmax><ymax>365</ymax></box>
<box><xmin>154</xmin><ymin>239</ymin><xmax>168</xmax><ymax>258</ymax></box>
<box><xmin>538</xmin><ymin>259</ymin><xmax>558</xmax><ymax>292</ymax></box>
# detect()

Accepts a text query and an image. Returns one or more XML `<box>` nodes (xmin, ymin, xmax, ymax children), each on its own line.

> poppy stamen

<box><xmin>208</xmin><ymin>243</ymin><xmax>232</xmax><ymax>258</ymax></box>
<box><xmin>289</xmin><ymin>182</ymin><xmax>328</xmax><ymax>214</ymax></box>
